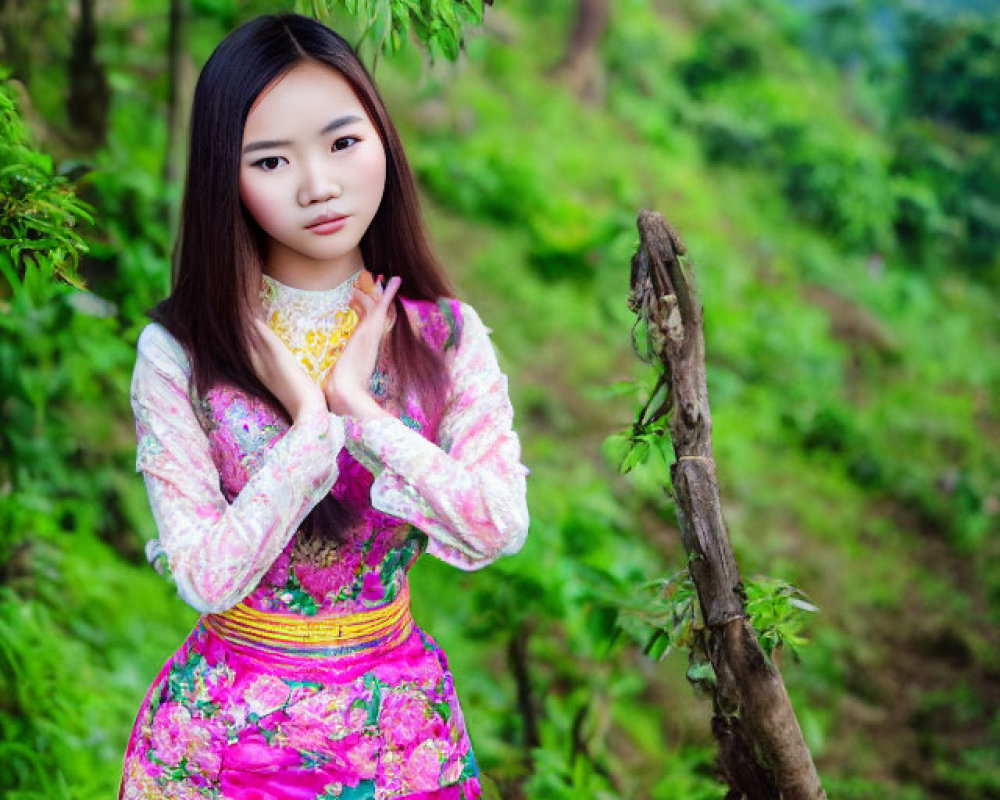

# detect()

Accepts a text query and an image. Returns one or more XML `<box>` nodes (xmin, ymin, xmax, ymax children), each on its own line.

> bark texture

<box><xmin>627</xmin><ymin>210</ymin><xmax>827</xmax><ymax>800</ymax></box>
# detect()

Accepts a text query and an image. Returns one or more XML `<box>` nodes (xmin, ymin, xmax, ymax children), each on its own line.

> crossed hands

<box><xmin>248</xmin><ymin>271</ymin><xmax>401</xmax><ymax>423</ymax></box>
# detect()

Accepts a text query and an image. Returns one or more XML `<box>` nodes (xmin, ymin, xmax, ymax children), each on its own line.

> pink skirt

<box><xmin>118</xmin><ymin>584</ymin><xmax>482</xmax><ymax>799</ymax></box>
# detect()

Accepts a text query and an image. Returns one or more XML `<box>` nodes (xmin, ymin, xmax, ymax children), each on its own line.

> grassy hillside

<box><xmin>1</xmin><ymin>0</ymin><xmax>998</xmax><ymax>797</ymax></box>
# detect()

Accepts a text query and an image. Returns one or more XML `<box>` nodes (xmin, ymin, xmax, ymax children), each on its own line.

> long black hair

<box><xmin>154</xmin><ymin>14</ymin><xmax>454</xmax><ymax>540</ymax></box>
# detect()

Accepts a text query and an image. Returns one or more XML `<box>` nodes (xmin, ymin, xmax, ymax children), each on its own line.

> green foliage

<box><xmin>604</xmin><ymin>409</ymin><xmax>673</xmax><ymax>477</ymax></box>
<box><xmin>414</xmin><ymin>116</ymin><xmax>622</xmax><ymax>282</ymax></box>
<box><xmin>0</xmin><ymin>536</ymin><xmax>195</xmax><ymax>799</ymax></box>
<box><xmin>677</xmin><ymin>3</ymin><xmax>1000</xmax><ymax>281</ymax></box>
<box><xmin>602</xmin><ymin>364</ymin><xmax>821</xmax><ymax>664</ymax></box>
<box><xmin>901</xmin><ymin>9</ymin><xmax>1000</xmax><ymax>135</ymax></box>
<box><xmin>874</xmin><ymin>7</ymin><xmax>1000</xmax><ymax>278</ymax></box>
<box><xmin>0</xmin><ymin>76</ymin><xmax>133</xmax><ymax>566</ymax></box>
<box><xmin>401</xmin><ymin>28</ymin><xmax>639</xmax><ymax>283</ymax></box>
<box><xmin>680</xmin><ymin>60</ymin><xmax>897</xmax><ymax>253</ymax></box>
<box><xmin>0</xmin><ymin>74</ymin><xmax>93</xmax><ymax>292</ymax></box>
<box><xmin>3</xmin><ymin>0</ymin><xmax>1000</xmax><ymax>796</ymax></box>
<box><xmin>598</xmin><ymin>564</ymin><xmax>822</xmax><ymax>675</ymax></box>
<box><xmin>81</xmin><ymin>161</ymin><xmax>172</xmax><ymax>322</ymax></box>
<box><xmin>0</xmin><ymin>63</ymin><xmax>172</xmax><ymax>800</ymax></box>
<box><xmin>678</xmin><ymin>7</ymin><xmax>771</xmax><ymax>94</ymax></box>
<box><xmin>795</xmin><ymin>2</ymin><xmax>884</xmax><ymax>76</ymax></box>
<box><xmin>889</xmin><ymin>117</ymin><xmax>1000</xmax><ymax>277</ymax></box>
<box><xmin>580</xmin><ymin>567</ymin><xmax>698</xmax><ymax>663</ymax></box>
<box><xmin>744</xmin><ymin>576</ymin><xmax>820</xmax><ymax>660</ymax></box>
<box><xmin>310</xmin><ymin>0</ymin><xmax>486</xmax><ymax>65</ymax></box>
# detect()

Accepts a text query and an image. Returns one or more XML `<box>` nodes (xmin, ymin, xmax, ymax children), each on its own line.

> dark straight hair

<box><xmin>153</xmin><ymin>14</ymin><xmax>453</xmax><ymax>540</ymax></box>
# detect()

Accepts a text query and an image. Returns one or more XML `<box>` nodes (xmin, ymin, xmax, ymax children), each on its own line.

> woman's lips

<box><xmin>306</xmin><ymin>215</ymin><xmax>348</xmax><ymax>235</ymax></box>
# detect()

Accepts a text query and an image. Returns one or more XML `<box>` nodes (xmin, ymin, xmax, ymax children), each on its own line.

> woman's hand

<box><xmin>323</xmin><ymin>273</ymin><xmax>401</xmax><ymax>418</ymax></box>
<box><xmin>248</xmin><ymin>318</ymin><xmax>326</xmax><ymax>423</ymax></box>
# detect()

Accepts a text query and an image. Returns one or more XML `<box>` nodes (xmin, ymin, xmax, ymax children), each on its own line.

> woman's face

<box><xmin>239</xmin><ymin>60</ymin><xmax>387</xmax><ymax>285</ymax></box>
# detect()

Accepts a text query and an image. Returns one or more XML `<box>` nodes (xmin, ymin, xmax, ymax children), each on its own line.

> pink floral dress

<box><xmin>118</xmin><ymin>272</ymin><xmax>530</xmax><ymax>800</ymax></box>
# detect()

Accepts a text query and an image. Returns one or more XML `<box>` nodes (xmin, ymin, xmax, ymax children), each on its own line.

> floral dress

<box><xmin>118</xmin><ymin>271</ymin><xmax>530</xmax><ymax>800</ymax></box>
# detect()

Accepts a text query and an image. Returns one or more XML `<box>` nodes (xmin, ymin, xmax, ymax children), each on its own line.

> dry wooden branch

<box><xmin>628</xmin><ymin>210</ymin><xmax>827</xmax><ymax>800</ymax></box>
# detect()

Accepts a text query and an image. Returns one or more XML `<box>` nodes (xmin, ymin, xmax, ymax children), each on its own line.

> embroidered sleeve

<box><xmin>131</xmin><ymin>323</ymin><xmax>345</xmax><ymax>613</ymax></box>
<box><xmin>343</xmin><ymin>302</ymin><xmax>530</xmax><ymax>570</ymax></box>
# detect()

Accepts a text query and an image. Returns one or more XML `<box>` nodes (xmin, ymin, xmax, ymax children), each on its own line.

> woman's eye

<box><xmin>332</xmin><ymin>136</ymin><xmax>359</xmax><ymax>152</ymax></box>
<box><xmin>253</xmin><ymin>156</ymin><xmax>286</xmax><ymax>172</ymax></box>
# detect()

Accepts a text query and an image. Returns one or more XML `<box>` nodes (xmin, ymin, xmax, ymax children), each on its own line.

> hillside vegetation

<box><xmin>1</xmin><ymin>1</ymin><xmax>998</xmax><ymax>798</ymax></box>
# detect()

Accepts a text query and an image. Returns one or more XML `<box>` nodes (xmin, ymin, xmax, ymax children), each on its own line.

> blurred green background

<box><xmin>2</xmin><ymin>0</ymin><xmax>999</xmax><ymax>797</ymax></box>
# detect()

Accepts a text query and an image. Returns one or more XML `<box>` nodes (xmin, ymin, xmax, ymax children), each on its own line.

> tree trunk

<box><xmin>0</xmin><ymin>0</ymin><xmax>34</xmax><ymax>84</ymax></box>
<box><xmin>547</xmin><ymin>0</ymin><xmax>610</xmax><ymax>104</ymax></box>
<box><xmin>163</xmin><ymin>0</ymin><xmax>187</xmax><ymax>187</ymax></box>
<box><xmin>67</xmin><ymin>0</ymin><xmax>109</xmax><ymax>150</ymax></box>
<box><xmin>627</xmin><ymin>210</ymin><xmax>827</xmax><ymax>799</ymax></box>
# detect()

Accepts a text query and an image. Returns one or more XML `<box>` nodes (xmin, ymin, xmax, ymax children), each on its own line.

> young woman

<box><xmin>119</xmin><ymin>13</ymin><xmax>529</xmax><ymax>800</ymax></box>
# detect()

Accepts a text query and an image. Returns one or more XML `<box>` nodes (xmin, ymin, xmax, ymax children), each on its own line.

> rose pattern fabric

<box><xmin>121</xmin><ymin>623</ymin><xmax>481</xmax><ymax>800</ymax></box>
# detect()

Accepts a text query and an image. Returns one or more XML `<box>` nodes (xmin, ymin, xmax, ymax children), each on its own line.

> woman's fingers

<box><xmin>356</xmin><ymin>268</ymin><xmax>376</xmax><ymax>295</ymax></box>
<box><xmin>252</xmin><ymin>316</ymin><xmax>279</xmax><ymax>341</ymax></box>
<box><xmin>379</xmin><ymin>276</ymin><xmax>401</xmax><ymax>312</ymax></box>
<box><xmin>247</xmin><ymin>316</ymin><xmax>324</xmax><ymax>421</ymax></box>
<box><xmin>349</xmin><ymin>285</ymin><xmax>376</xmax><ymax>317</ymax></box>
<box><xmin>322</xmin><ymin>274</ymin><xmax>403</xmax><ymax>414</ymax></box>
<box><xmin>350</xmin><ymin>274</ymin><xmax>400</xmax><ymax>325</ymax></box>
<box><xmin>247</xmin><ymin>318</ymin><xmax>273</xmax><ymax>368</ymax></box>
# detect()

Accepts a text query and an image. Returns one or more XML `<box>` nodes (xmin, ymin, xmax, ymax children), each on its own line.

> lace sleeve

<box><xmin>343</xmin><ymin>303</ymin><xmax>530</xmax><ymax>570</ymax></box>
<box><xmin>132</xmin><ymin>323</ymin><xmax>345</xmax><ymax>613</ymax></box>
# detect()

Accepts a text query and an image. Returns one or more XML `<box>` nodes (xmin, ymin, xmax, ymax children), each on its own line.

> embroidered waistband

<box><xmin>201</xmin><ymin>582</ymin><xmax>413</xmax><ymax>658</ymax></box>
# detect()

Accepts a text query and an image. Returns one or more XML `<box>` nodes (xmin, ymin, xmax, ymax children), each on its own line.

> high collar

<box><xmin>260</xmin><ymin>270</ymin><xmax>362</xmax><ymax>319</ymax></box>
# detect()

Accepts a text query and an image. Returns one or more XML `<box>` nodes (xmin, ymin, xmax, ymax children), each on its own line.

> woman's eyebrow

<box><xmin>242</xmin><ymin>114</ymin><xmax>365</xmax><ymax>155</ymax></box>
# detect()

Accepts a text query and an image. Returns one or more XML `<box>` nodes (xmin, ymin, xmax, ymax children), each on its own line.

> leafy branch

<box><xmin>308</xmin><ymin>0</ymin><xmax>490</xmax><ymax>67</ymax></box>
<box><xmin>585</xmin><ymin>561</ymin><xmax>819</xmax><ymax>684</ymax></box>
<box><xmin>0</xmin><ymin>76</ymin><xmax>93</xmax><ymax>296</ymax></box>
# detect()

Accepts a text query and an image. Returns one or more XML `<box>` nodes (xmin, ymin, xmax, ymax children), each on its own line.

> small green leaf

<box><xmin>686</xmin><ymin>661</ymin><xmax>717</xmax><ymax>686</ymax></box>
<box><xmin>788</xmin><ymin>597</ymin><xmax>820</xmax><ymax>613</ymax></box>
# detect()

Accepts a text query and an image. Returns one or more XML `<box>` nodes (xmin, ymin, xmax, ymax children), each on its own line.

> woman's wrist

<box><xmin>326</xmin><ymin>386</ymin><xmax>390</xmax><ymax>421</ymax></box>
<box><xmin>346</xmin><ymin>392</ymin><xmax>391</xmax><ymax>421</ymax></box>
<box><xmin>291</xmin><ymin>397</ymin><xmax>328</xmax><ymax>425</ymax></box>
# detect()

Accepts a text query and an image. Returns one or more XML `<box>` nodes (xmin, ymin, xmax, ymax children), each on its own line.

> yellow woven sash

<box><xmin>202</xmin><ymin>582</ymin><xmax>413</xmax><ymax>658</ymax></box>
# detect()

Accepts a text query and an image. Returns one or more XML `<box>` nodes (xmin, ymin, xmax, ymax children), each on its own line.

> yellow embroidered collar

<box><xmin>260</xmin><ymin>271</ymin><xmax>361</xmax><ymax>383</ymax></box>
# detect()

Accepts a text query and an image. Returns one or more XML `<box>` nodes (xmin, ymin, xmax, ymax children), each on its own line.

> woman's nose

<box><xmin>298</xmin><ymin>160</ymin><xmax>342</xmax><ymax>205</ymax></box>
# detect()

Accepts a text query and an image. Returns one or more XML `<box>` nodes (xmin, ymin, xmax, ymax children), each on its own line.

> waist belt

<box><xmin>201</xmin><ymin>581</ymin><xmax>414</xmax><ymax>658</ymax></box>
